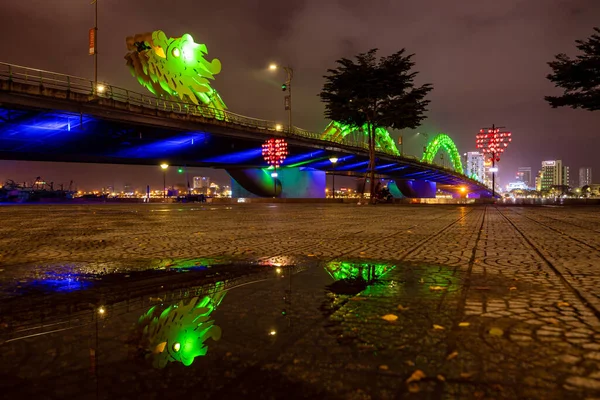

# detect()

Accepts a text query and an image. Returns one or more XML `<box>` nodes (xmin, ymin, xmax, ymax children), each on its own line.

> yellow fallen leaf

<box><xmin>429</xmin><ymin>286</ymin><xmax>447</xmax><ymax>291</ymax></box>
<box><xmin>405</xmin><ymin>360</ymin><xmax>415</xmax><ymax>366</ymax></box>
<box><xmin>307</xmin><ymin>254</ymin><xmax>315</xmax><ymax>257</ymax></box>
<box><xmin>460</xmin><ymin>372</ymin><xmax>473</xmax><ymax>379</ymax></box>
<box><xmin>408</xmin><ymin>383</ymin><xmax>420</xmax><ymax>393</ymax></box>
<box><xmin>379</xmin><ymin>365</ymin><xmax>389</xmax><ymax>371</ymax></box>
<box><xmin>437</xmin><ymin>374</ymin><xmax>446</xmax><ymax>382</ymax></box>
<box><xmin>433</xmin><ymin>324</ymin><xmax>445</xmax><ymax>330</ymax></box>
<box><xmin>489</xmin><ymin>327</ymin><xmax>503</xmax><ymax>336</ymax></box>
<box><xmin>359</xmin><ymin>252</ymin><xmax>366</xmax><ymax>255</ymax></box>
<box><xmin>381</xmin><ymin>314</ymin><xmax>398</xmax><ymax>322</ymax></box>
<box><xmin>548</xmin><ymin>318</ymin><xmax>560</xmax><ymax>325</ymax></box>
<box><xmin>419</xmin><ymin>278</ymin><xmax>425</xmax><ymax>284</ymax></box>
<box><xmin>398</xmin><ymin>304</ymin><xmax>409</xmax><ymax>311</ymax></box>
<box><xmin>557</xmin><ymin>301</ymin><xmax>570</xmax><ymax>307</ymax></box>
<box><xmin>406</xmin><ymin>370</ymin><xmax>426</xmax><ymax>383</ymax></box>
<box><xmin>509</xmin><ymin>286</ymin><xmax>517</xmax><ymax>291</ymax></box>
<box><xmin>458</xmin><ymin>322</ymin><xmax>470</xmax><ymax>327</ymax></box>
<box><xmin>446</xmin><ymin>351</ymin><xmax>458</xmax><ymax>360</ymax></box>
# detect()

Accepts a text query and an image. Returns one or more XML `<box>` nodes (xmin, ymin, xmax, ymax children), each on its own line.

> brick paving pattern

<box><xmin>1</xmin><ymin>204</ymin><xmax>600</xmax><ymax>398</ymax></box>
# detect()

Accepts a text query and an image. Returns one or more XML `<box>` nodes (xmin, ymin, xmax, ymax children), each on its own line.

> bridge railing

<box><xmin>0</xmin><ymin>62</ymin><xmax>406</xmax><ymax>158</ymax></box>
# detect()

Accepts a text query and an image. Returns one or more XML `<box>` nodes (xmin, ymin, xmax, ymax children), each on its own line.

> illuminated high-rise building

<box><xmin>540</xmin><ymin>160</ymin><xmax>569</xmax><ymax>190</ymax></box>
<box><xmin>579</xmin><ymin>167</ymin><xmax>592</xmax><ymax>187</ymax></box>
<box><xmin>516</xmin><ymin>167</ymin><xmax>532</xmax><ymax>188</ymax></box>
<box><xmin>193</xmin><ymin>176</ymin><xmax>210</xmax><ymax>189</ymax></box>
<box><xmin>464</xmin><ymin>152</ymin><xmax>485</xmax><ymax>182</ymax></box>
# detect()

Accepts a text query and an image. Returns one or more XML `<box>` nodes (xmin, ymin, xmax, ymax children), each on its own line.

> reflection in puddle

<box><xmin>133</xmin><ymin>282</ymin><xmax>226</xmax><ymax>368</ymax></box>
<box><xmin>324</xmin><ymin>261</ymin><xmax>394</xmax><ymax>282</ymax></box>
<box><xmin>26</xmin><ymin>271</ymin><xmax>91</xmax><ymax>293</ymax></box>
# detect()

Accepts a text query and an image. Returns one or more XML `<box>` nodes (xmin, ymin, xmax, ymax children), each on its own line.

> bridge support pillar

<box><xmin>394</xmin><ymin>180</ymin><xmax>437</xmax><ymax>198</ymax></box>
<box><xmin>227</xmin><ymin>167</ymin><xmax>326</xmax><ymax>198</ymax></box>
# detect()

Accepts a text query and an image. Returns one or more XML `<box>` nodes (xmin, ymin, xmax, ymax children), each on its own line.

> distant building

<box><xmin>516</xmin><ymin>167</ymin><xmax>532</xmax><ymax>188</ymax></box>
<box><xmin>123</xmin><ymin>183</ymin><xmax>133</xmax><ymax>194</ymax></box>
<box><xmin>540</xmin><ymin>160</ymin><xmax>569</xmax><ymax>190</ymax></box>
<box><xmin>507</xmin><ymin>181</ymin><xmax>528</xmax><ymax>191</ymax></box>
<box><xmin>579</xmin><ymin>167</ymin><xmax>592</xmax><ymax>187</ymax></box>
<box><xmin>535</xmin><ymin>171</ymin><xmax>542</xmax><ymax>191</ymax></box>
<box><xmin>193</xmin><ymin>176</ymin><xmax>210</xmax><ymax>189</ymax></box>
<box><xmin>464</xmin><ymin>152</ymin><xmax>485</xmax><ymax>182</ymax></box>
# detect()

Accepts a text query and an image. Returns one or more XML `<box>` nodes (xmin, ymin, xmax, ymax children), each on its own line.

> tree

<box><xmin>320</xmin><ymin>49</ymin><xmax>432</xmax><ymax>203</ymax></box>
<box><xmin>545</xmin><ymin>28</ymin><xmax>600</xmax><ymax>111</ymax></box>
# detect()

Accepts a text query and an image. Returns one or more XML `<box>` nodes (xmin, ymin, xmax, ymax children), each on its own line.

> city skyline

<box><xmin>1</xmin><ymin>0</ymin><xmax>600</xmax><ymax>187</ymax></box>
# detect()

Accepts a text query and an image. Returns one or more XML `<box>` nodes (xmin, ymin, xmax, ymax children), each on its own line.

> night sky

<box><xmin>1</xmin><ymin>0</ymin><xmax>600</xmax><ymax>190</ymax></box>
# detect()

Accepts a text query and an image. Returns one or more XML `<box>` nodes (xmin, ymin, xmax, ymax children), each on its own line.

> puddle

<box><xmin>0</xmin><ymin>258</ymin><xmax>571</xmax><ymax>399</ymax></box>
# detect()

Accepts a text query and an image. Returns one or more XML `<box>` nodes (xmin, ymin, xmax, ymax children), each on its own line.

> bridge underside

<box><xmin>0</xmin><ymin>99</ymin><xmax>492</xmax><ymax>198</ymax></box>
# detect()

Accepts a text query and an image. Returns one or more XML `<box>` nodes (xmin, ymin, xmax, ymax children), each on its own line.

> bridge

<box><xmin>0</xmin><ymin>62</ymin><xmax>492</xmax><ymax>199</ymax></box>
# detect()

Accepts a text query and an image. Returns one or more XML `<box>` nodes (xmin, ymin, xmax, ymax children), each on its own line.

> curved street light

<box><xmin>329</xmin><ymin>157</ymin><xmax>339</xmax><ymax>199</ymax></box>
<box><xmin>160</xmin><ymin>163</ymin><xmax>169</xmax><ymax>199</ymax></box>
<box><xmin>268</xmin><ymin>63</ymin><xmax>294</xmax><ymax>134</ymax></box>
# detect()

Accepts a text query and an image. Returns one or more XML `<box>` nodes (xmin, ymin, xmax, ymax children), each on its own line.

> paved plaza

<box><xmin>1</xmin><ymin>203</ymin><xmax>600</xmax><ymax>399</ymax></box>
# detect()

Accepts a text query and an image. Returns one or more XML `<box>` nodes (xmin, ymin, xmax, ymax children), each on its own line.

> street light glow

<box><xmin>160</xmin><ymin>163</ymin><xmax>169</xmax><ymax>170</ymax></box>
<box><xmin>96</xmin><ymin>84</ymin><xmax>106</xmax><ymax>93</ymax></box>
<box><xmin>275</xmin><ymin>124</ymin><xmax>283</xmax><ymax>131</ymax></box>
<box><xmin>269</xmin><ymin>63</ymin><xmax>278</xmax><ymax>70</ymax></box>
<box><xmin>329</xmin><ymin>157</ymin><xmax>339</xmax><ymax>164</ymax></box>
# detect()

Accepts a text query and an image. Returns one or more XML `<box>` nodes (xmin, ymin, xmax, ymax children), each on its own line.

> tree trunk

<box><xmin>368</xmin><ymin>122</ymin><xmax>376</xmax><ymax>204</ymax></box>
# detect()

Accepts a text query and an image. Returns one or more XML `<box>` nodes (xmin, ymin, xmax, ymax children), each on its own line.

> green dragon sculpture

<box><xmin>124</xmin><ymin>30</ymin><xmax>402</xmax><ymax>154</ymax></box>
<box><xmin>125</xmin><ymin>30</ymin><xmax>226</xmax><ymax>115</ymax></box>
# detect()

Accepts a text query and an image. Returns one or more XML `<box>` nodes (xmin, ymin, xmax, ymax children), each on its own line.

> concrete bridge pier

<box><xmin>394</xmin><ymin>179</ymin><xmax>437</xmax><ymax>198</ymax></box>
<box><xmin>227</xmin><ymin>167</ymin><xmax>326</xmax><ymax>198</ymax></box>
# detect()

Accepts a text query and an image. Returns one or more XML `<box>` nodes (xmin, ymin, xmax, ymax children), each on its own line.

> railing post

<box><xmin>39</xmin><ymin>70</ymin><xmax>43</xmax><ymax>88</ymax></box>
<box><xmin>7</xmin><ymin>65</ymin><xmax>12</xmax><ymax>82</ymax></box>
<box><xmin>66</xmin><ymin>76</ymin><xmax>70</xmax><ymax>91</ymax></box>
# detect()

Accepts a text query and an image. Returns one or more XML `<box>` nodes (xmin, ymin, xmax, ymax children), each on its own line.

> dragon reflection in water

<box><xmin>134</xmin><ymin>285</ymin><xmax>226</xmax><ymax>368</ymax></box>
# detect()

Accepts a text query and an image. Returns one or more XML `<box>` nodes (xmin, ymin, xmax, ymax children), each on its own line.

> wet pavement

<box><xmin>1</xmin><ymin>203</ymin><xmax>600</xmax><ymax>399</ymax></box>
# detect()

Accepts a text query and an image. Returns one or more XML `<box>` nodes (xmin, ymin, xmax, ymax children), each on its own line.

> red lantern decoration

<box><xmin>262</xmin><ymin>138</ymin><xmax>288</xmax><ymax>167</ymax></box>
<box><xmin>475</xmin><ymin>128</ymin><xmax>511</xmax><ymax>162</ymax></box>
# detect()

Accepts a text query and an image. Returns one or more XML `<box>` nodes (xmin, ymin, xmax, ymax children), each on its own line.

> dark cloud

<box><xmin>1</xmin><ymin>0</ymin><xmax>599</xmax><ymax>188</ymax></box>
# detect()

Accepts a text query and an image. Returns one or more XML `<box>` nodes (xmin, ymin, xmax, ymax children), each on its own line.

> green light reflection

<box><xmin>325</xmin><ymin>261</ymin><xmax>394</xmax><ymax>282</ymax></box>
<box><xmin>136</xmin><ymin>283</ymin><xmax>226</xmax><ymax>368</ymax></box>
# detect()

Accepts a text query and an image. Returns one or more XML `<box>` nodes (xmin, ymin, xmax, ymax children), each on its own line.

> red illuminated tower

<box><xmin>262</xmin><ymin>138</ymin><xmax>288</xmax><ymax>197</ymax></box>
<box><xmin>476</xmin><ymin>125</ymin><xmax>512</xmax><ymax>198</ymax></box>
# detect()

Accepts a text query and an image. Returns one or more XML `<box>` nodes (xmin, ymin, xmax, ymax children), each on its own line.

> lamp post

<box><xmin>160</xmin><ymin>163</ymin><xmax>169</xmax><ymax>199</ymax></box>
<box><xmin>90</xmin><ymin>0</ymin><xmax>99</xmax><ymax>90</ymax></box>
<box><xmin>269</xmin><ymin>64</ymin><xmax>294</xmax><ymax>134</ymax></box>
<box><xmin>329</xmin><ymin>157</ymin><xmax>338</xmax><ymax>199</ymax></box>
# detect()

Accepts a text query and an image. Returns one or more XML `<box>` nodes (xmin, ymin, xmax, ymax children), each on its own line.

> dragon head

<box><xmin>125</xmin><ymin>30</ymin><xmax>226</xmax><ymax>109</ymax></box>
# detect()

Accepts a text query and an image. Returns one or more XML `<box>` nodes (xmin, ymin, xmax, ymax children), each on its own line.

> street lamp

<box><xmin>160</xmin><ymin>163</ymin><xmax>169</xmax><ymax>199</ymax></box>
<box><xmin>329</xmin><ymin>157</ymin><xmax>338</xmax><ymax>199</ymax></box>
<box><xmin>269</xmin><ymin>63</ymin><xmax>294</xmax><ymax>134</ymax></box>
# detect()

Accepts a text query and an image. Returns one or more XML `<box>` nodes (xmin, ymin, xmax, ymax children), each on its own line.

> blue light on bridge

<box><xmin>0</xmin><ymin>110</ymin><xmax>95</xmax><ymax>149</ymax></box>
<box><xmin>284</xmin><ymin>150</ymin><xmax>326</xmax><ymax>165</ymax></box>
<box><xmin>114</xmin><ymin>132</ymin><xmax>209</xmax><ymax>158</ymax></box>
<box><xmin>309</xmin><ymin>155</ymin><xmax>355</xmax><ymax>169</ymax></box>
<box><xmin>375</xmin><ymin>163</ymin><xmax>398</xmax><ymax>170</ymax></box>
<box><xmin>336</xmin><ymin>160</ymin><xmax>370</xmax><ymax>171</ymax></box>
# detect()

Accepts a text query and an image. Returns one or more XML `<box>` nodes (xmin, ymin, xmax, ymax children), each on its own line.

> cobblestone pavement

<box><xmin>1</xmin><ymin>204</ymin><xmax>600</xmax><ymax>399</ymax></box>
